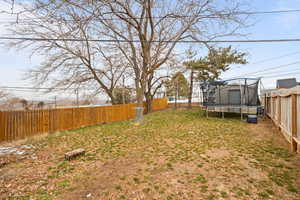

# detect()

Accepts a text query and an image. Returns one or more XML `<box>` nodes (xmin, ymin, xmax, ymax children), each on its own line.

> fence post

<box><xmin>291</xmin><ymin>94</ymin><xmax>297</xmax><ymax>152</ymax></box>
<box><xmin>270</xmin><ymin>96</ymin><xmax>273</xmax><ymax>118</ymax></box>
<box><xmin>278</xmin><ymin>96</ymin><xmax>281</xmax><ymax>127</ymax></box>
<box><xmin>0</xmin><ymin>111</ymin><xmax>3</xmax><ymax>142</ymax></box>
<box><xmin>264</xmin><ymin>94</ymin><xmax>267</xmax><ymax>116</ymax></box>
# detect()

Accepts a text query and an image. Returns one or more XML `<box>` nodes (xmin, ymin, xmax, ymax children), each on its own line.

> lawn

<box><xmin>1</xmin><ymin>108</ymin><xmax>300</xmax><ymax>200</ymax></box>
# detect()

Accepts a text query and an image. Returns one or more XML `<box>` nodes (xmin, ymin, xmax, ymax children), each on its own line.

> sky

<box><xmin>0</xmin><ymin>0</ymin><xmax>300</xmax><ymax>100</ymax></box>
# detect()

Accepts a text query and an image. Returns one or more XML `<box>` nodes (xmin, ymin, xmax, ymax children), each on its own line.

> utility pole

<box><xmin>175</xmin><ymin>78</ymin><xmax>179</xmax><ymax>109</ymax></box>
<box><xmin>122</xmin><ymin>75</ymin><xmax>126</xmax><ymax>104</ymax></box>
<box><xmin>186</xmin><ymin>47</ymin><xmax>197</xmax><ymax>109</ymax></box>
<box><xmin>76</xmin><ymin>89</ymin><xmax>79</xmax><ymax>107</ymax></box>
<box><xmin>188</xmin><ymin>68</ymin><xmax>194</xmax><ymax>109</ymax></box>
<box><xmin>54</xmin><ymin>96</ymin><xmax>57</xmax><ymax>109</ymax></box>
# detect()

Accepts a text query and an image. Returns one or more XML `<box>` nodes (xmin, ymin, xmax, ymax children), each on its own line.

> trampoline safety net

<box><xmin>200</xmin><ymin>78</ymin><xmax>261</xmax><ymax>107</ymax></box>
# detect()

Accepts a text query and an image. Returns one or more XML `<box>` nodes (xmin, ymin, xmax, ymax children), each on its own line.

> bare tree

<box><xmin>20</xmin><ymin>99</ymin><xmax>29</xmax><ymax>110</ymax></box>
<box><xmin>37</xmin><ymin>101</ymin><xmax>45</xmax><ymax>109</ymax></box>
<box><xmin>143</xmin><ymin>57</ymin><xmax>181</xmax><ymax>113</ymax></box>
<box><xmin>4</xmin><ymin>1</ymin><xmax>129</xmax><ymax>105</ymax></box>
<box><xmin>183</xmin><ymin>48</ymin><xmax>197</xmax><ymax>109</ymax></box>
<box><xmin>0</xmin><ymin>90</ymin><xmax>8</xmax><ymax>99</ymax></box>
<box><xmin>5</xmin><ymin>0</ymin><xmax>248</xmax><ymax>121</ymax></box>
<box><xmin>69</xmin><ymin>0</ymin><xmax>247</xmax><ymax>121</ymax></box>
<box><xmin>0</xmin><ymin>91</ymin><xmax>19</xmax><ymax>110</ymax></box>
<box><xmin>144</xmin><ymin>71</ymin><xmax>168</xmax><ymax>113</ymax></box>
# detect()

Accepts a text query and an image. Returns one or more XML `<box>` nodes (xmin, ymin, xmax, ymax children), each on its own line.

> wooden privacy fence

<box><xmin>0</xmin><ymin>98</ymin><xmax>168</xmax><ymax>142</ymax></box>
<box><xmin>264</xmin><ymin>86</ymin><xmax>300</xmax><ymax>152</ymax></box>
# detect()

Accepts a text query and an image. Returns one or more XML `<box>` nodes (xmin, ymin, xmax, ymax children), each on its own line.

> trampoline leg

<box><xmin>222</xmin><ymin>112</ymin><xmax>224</xmax><ymax>119</ymax></box>
<box><xmin>206</xmin><ymin>109</ymin><xmax>208</xmax><ymax>118</ymax></box>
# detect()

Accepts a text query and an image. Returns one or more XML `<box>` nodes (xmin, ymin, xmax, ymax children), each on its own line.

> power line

<box><xmin>0</xmin><ymin>86</ymin><xmax>74</xmax><ymax>90</ymax></box>
<box><xmin>256</xmin><ymin>67</ymin><xmax>300</xmax><ymax>76</ymax></box>
<box><xmin>262</xmin><ymin>72</ymin><xmax>300</xmax><ymax>79</ymax></box>
<box><xmin>246</xmin><ymin>61</ymin><xmax>300</xmax><ymax>76</ymax></box>
<box><xmin>249</xmin><ymin>9</ymin><xmax>300</xmax><ymax>14</ymax></box>
<box><xmin>1</xmin><ymin>36</ymin><xmax>300</xmax><ymax>43</ymax></box>
<box><xmin>250</xmin><ymin>51</ymin><xmax>300</xmax><ymax>65</ymax></box>
<box><xmin>1</xmin><ymin>9</ymin><xmax>300</xmax><ymax>23</ymax></box>
<box><xmin>231</xmin><ymin>51</ymin><xmax>300</xmax><ymax>70</ymax></box>
<box><xmin>0</xmin><ymin>86</ymin><xmax>98</xmax><ymax>91</ymax></box>
<box><xmin>227</xmin><ymin>61</ymin><xmax>300</xmax><ymax>79</ymax></box>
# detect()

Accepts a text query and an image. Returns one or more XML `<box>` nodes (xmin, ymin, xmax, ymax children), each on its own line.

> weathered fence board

<box><xmin>265</xmin><ymin>88</ymin><xmax>299</xmax><ymax>152</ymax></box>
<box><xmin>0</xmin><ymin>98</ymin><xmax>168</xmax><ymax>142</ymax></box>
<box><xmin>297</xmin><ymin>95</ymin><xmax>300</xmax><ymax>139</ymax></box>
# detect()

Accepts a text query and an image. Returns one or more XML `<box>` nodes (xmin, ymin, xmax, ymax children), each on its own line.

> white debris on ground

<box><xmin>0</xmin><ymin>145</ymin><xmax>34</xmax><ymax>156</ymax></box>
<box><xmin>86</xmin><ymin>193</ymin><xmax>92</xmax><ymax>198</ymax></box>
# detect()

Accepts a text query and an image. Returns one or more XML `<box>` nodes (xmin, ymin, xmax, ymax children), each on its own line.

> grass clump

<box><xmin>194</xmin><ymin>174</ymin><xmax>207</xmax><ymax>184</ymax></box>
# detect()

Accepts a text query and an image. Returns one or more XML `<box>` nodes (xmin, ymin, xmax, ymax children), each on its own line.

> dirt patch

<box><xmin>247</xmin><ymin>118</ymin><xmax>290</xmax><ymax>148</ymax></box>
<box><xmin>205</xmin><ymin>148</ymin><xmax>232</xmax><ymax>159</ymax></box>
<box><xmin>58</xmin><ymin>156</ymin><xmax>163</xmax><ymax>200</ymax></box>
<box><xmin>238</xmin><ymin>156</ymin><xmax>267</xmax><ymax>180</ymax></box>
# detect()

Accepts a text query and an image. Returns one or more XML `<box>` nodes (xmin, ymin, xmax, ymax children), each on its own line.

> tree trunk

<box><xmin>175</xmin><ymin>79</ymin><xmax>178</xmax><ymax>109</ymax></box>
<box><xmin>111</xmin><ymin>98</ymin><xmax>117</xmax><ymax>105</ymax></box>
<box><xmin>135</xmin><ymin>85</ymin><xmax>145</xmax><ymax>123</ymax></box>
<box><xmin>188</xmin><ymin>68</ymin><xmax>194</xmax><ymax>109</ymax></box>
<box><xmin>107</xmin><ymin>90</ymin><xmax>117</xmax><ymax>105</ymax></box>
<box><xmin>145</xmin><ymin>93</ymin><xmax>153</xmax><ymax>114</ymax></box>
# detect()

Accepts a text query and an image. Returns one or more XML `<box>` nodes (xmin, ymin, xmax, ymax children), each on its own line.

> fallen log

<box><xmin>65</xmin><ymin>148</ymin><xmax>85</xmax><ymax>160</ymax></box>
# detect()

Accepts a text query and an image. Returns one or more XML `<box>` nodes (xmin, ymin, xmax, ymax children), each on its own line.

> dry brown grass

<box><xmin>1</xmin><ymin>109</ymin><xmax>300</xmax><ymax>200</ymax></box>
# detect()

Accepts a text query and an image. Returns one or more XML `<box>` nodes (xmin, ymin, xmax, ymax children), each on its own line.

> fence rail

<box><xmin>0</xmin><ymin>98</ymin><xmax>168</xmax><ymax>142</ymax></box>
<box><xmin>265</xmin><ymin>87</ymin><xmax>299</xmax><ymax>152</ymax></box>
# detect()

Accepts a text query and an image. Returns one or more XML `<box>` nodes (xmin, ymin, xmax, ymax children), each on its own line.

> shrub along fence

<box><xmin>0</xmin><ymin>98</ymin><xmax>168</xmax><ymax>142</ymax></box>
<box><xmin>264</xmin><ymin>86</ymin><xmax>300</xmax><ymax>152</ymax></box>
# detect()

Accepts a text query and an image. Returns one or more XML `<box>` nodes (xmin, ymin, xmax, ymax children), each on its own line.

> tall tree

<box><xmin>5</xmin><ymin>1</ymin><xmax>129</xmax><ymax>105</ymax></box>
<box><xmin>0</xmin><ymin>90</ymin><xmax>8</xmax><ymax>100</ymax></box>
<box><xmin>166</xmin><ymin>72</ymin><xmax>189</xmax><ymax>108</ymax></box>
<box><xmin>184</xmin><ymin>46</ymin><xmax>247</xmax><ymax>108</ymax></box>
<box><xmin>20</xmin><ymin>99</ymin><xmax>29</xmax><ymax>110</ymax></box>
<box><xmin>113</xmin><ymin>87</ymin><xmax>133</xmax><ymax>105</ymax></box>
<box><xmin>144</xmin><ymin>71</ymin><xmax>169</xmax><ymax>113</ymax></box>
<box><xmin>37</xmin><ymin>101</ymin><xmax>45</xmax><ymax>109</ymax></box>
<box><xmin>196</xmin><ymin>46</ymin><xmax>247</xmax><ymax>81</ymax></box>
<box><xmin>183</xmin><ymin>48</ymin><xmax>197</xmax><ymax>109</ymax></box>
<box><xmin>5</xmin><ymin>0</ymin><xmax>248</xmax><ymax>122</ymax></box>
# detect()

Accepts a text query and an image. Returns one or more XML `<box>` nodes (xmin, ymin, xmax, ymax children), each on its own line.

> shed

<box><xmin>276</xmin><ymin>78</ymin><xmax>297</xmax><ymax>89</ymax></box>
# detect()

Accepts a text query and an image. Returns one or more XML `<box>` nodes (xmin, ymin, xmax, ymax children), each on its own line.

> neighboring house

<box><xmin>276</xmin><ymin>78</ymin><xmax>297</xmax><ymax>89</ymax></box>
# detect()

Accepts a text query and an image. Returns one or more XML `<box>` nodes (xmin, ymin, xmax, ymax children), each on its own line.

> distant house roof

<box><xmin>276</xmin><ymin>78</ymin><xmax>297</xmax><ymax>89</ymax></box>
